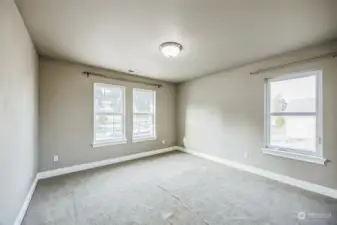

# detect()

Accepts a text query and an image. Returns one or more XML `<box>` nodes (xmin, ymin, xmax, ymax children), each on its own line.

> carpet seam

<box><xmin>156</xmin><ymin>184</ymin><xmax>210</xmax><ymax>225</ymax></box>
<box><xmin>71</xmin><ymin>192</ymin><xmax>79</xmax><ymax>225</ymax></box>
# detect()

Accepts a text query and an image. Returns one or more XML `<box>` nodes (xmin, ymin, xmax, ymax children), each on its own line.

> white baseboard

<box><xmin>14</xmin><ymin>176</ymin><xmax>38</xmax><ymax>225</ymax></box>
<box><xmin>14</xmin><ymin>146</ymin><xmax>337</xmax><ymax>225</ymax></box>
<box><xmin>178</xmin><ymin>147</ymin><xmax>337</xmax><ymax>199</ymax></box>
<box><xmin>37</xmin><ymin>146</ymin><xmax>177</xmax><ymax>179</ymax></box>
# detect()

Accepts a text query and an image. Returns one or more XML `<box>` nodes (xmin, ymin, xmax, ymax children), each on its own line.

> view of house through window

<box><xmin>133</xmin><ymin>89</ymin><xmax>156</xmax><ymax>141</ymax></box>
<box><xmin>93</xmin><ymin>83</ymin><xmax>126</xmax><ymax>146</ymax></box>
<box><xmin>265</xmin><ymin>71</ymin><xmax>322</xmax><ymax>156</ymax></box>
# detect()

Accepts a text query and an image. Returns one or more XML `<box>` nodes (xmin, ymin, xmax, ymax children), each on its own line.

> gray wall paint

<box><xmin>0</xmin><ymin>1</ymin><xmax>38</xmax><ymax>224</ymax></box>
<box><xmin>177</xmin><ymin>42</ymin><xmax>337</xmax><ymax>189</ymax></box>
<box><xmin>39</xmin><ymin>57</ymin><xmax>176</xmax><ymax>172</ymax></box>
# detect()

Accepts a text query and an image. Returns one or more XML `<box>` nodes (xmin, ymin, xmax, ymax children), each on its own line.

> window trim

<box><xmin>92</xmin><ymin>83</ymin><xmax>127</xmax><ymax>147</ymax></box>
<box><xmin>263</xmin><ymin>70</ymin><xmax>327</xmax><ymax>165</ymax></box>
<box><xmin>132</xmin><ymin>88</ymin><xmax>157</xmax><ymax>142</ymax></box>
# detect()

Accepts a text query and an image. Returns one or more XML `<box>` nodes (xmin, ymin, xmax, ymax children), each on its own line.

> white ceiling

<box><xmin>16</xmin><ymin>0</ymin><xmax>337</xmax><ymax>83</ymax></box>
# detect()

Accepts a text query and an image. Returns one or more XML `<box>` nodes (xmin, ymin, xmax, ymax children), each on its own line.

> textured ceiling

<box><xmin>16</xmin><ymin>0</ymin><xmax>337</xmax><ymax>82</ymax></box>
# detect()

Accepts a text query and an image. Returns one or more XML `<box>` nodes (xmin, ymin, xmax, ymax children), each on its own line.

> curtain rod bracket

<box><xmin>83</xmin><ymin>71</ymin><xmax>90</xmax><ymax>78</ymax></box>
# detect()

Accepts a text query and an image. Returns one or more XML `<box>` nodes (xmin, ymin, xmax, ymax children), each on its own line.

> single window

<box><xmin>93</xmin><ymin>83</ymin><xmax>126</xmax><ymax>147</ymax></box>
<box><xmin>133</xmin><ymin>88</ymin><xmax>156</xmax><ymax>142</ymax></box>
<box><xmin>263</xmin><ymin>71</ymin><xmax>325</xmax><ymax>164</ymax></box>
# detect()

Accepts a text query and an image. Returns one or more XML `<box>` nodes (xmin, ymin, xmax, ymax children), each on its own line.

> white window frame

<box><xmin>92</xmin><ymin>83</ymin><xmax>127</xmax><ymax>147</ymax></box>
<box><xmin>262</xmin><ymin>70</ymin><xmax>327</xmax><ymax>165</ymax></box>
<box><xmin>132</xmin><ymin>88</ymin><xmax>156</xmax><ymax>142</ymax></box>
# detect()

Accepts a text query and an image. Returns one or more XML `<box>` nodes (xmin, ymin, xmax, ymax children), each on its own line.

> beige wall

<box><xmin>0</xmin><ymin>1</ymin><xmax>39</xmax><ymax>224</ymax></box>
<box><xmin>39</xmin><ymin>57</ymin><xmax>176</xmax><ymax>172</ymax></box>
<box><xmin>177</xmin><ymin>42</ymin><xmax>337</xmax><ymax>189</ymax></box>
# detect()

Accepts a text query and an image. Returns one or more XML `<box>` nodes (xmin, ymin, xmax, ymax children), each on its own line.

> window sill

<box><xmin>92</xmin><ymin>139</ymin><xmax>127</xmax><ymax>148</ymax></box>
<box><xmin>262</xmin><ymin>148</ymin><xmax>327</xmax><ymax>165</ymax></box>
<box><xmin>132</xmin><ymin>136</ymin><xmax>157</xmax><ymax>143</ymax></box>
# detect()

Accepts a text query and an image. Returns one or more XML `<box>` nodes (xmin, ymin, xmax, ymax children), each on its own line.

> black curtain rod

<box><xmin>82</xmin><ymin>71</ymin><xmax>162</xmax><ymax>88</ymax></box>
<box><xmin>250</xmin><ymin>52</ymin><xmax>337</xmax><ymax>75</ymax></box>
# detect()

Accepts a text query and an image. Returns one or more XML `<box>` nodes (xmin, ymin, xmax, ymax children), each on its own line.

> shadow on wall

<box><xmin>178</xmin><ymin>74</ymin><xmax>263</xmax><ymax>158</ymax></box>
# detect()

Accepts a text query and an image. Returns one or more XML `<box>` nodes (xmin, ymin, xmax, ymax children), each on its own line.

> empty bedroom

<box><xmin>1</xmin><ymin>0</ymin><xmax>337</xmax><ymax>224</ymax></box>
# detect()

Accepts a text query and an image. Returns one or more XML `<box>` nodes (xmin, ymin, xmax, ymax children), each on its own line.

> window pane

<box><xmin>270</xmin><ymin>75</ymin><xmax>316</xmax><ymax>113</ymax></box>
<box><xmin>269</xmin><ymin>116</ymin><xmax>316</xmax><ymax>151</ymax></box>
<box><xmin>133</xmin><ymin>89</ymin><xmax>155</xmax><ymax>113</ymax></box>
<box><xmin>95</xmin><ymin>114</ymin><xmax>123</xmax><ymax>141</ymax></box>
<box><xmin>133</xmin><ymin>114</ymin><xmax>154</xmax><ymax>138</ymax></box>
<box><xmin>95</xmin><ymin>86</ymin><xmax>123</xmax><ymax>113</ymax></box>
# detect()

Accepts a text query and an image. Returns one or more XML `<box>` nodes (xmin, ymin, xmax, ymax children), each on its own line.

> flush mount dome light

<box><xmin>159</xmin><ymin>42</ymin><xmax>183</xmax><ymax>57</ymax></box>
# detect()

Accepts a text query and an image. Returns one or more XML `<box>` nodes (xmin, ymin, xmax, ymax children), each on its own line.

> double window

<box><xmin>263</xmin><ymin>70</ymin><xmax>325</xmax><ymax>165</ymax></box>
<box><xmin>93</xmin><ymin>83</ymin><xmax>156</xmax><ymax>147</ymax></box>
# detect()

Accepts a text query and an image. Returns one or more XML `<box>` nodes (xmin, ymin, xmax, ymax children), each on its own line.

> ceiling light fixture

<box><xmin>159</xmin><ymin>42</ymin><xmax>183</xmax><ymax>58</ymax></box>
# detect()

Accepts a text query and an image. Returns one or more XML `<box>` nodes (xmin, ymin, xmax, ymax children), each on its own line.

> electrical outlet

<box><xmin>244</xmin><ymin>152</ymin><xmax>248</xmax><ymax>158</ymax></box>
<box><xmin>53</xmin><ymin>155</ymin><xmax>59</xmax><ymax>162</ymax></box>
<box><xmin>162</xmin><ymin>140</ymin><xmax>166</xmax><ymax>144</ymax></box>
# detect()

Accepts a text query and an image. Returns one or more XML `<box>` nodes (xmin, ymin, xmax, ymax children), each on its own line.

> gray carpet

<box><xmin>23</xmin><ymin>151</ymin><xmax>337</xmax><ymax>225</ymax></box>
